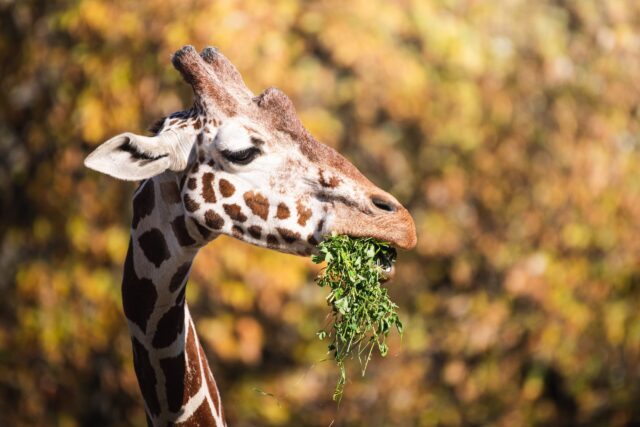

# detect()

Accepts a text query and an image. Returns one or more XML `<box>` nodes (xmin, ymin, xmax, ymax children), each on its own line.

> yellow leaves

<box><xmin>75</xmin><ymin>266</ymin><xmax>117</xmax><ymax>305</ymax></box>
<box><xmin>299</xmin><ymin>10</ymin><xmax>324</xmax><ymax>34</ymax></box>
<box><xmin>504</xmin><ymin>253</ymin><xmax>549</xmax><ymax>301</ymax></box>
<box><xmin>78</xmin><ymin>95</ymin><xmax>106</xmax><ymax>143</ymax></box>
<box><xmin>217</xmin><ymin>280</ymin><xmax>254</xmax><ymax>311</ymax></box>
<box><xmin>66</xmin><ymin>215</ymin><xmax>90</xmax><ymax>253</ymax></box>
<box><xmin>236</xmin><ymin>316</ymin><xmax>264</xmax><ymax>364</ymax></box>
<box><xmin>71</xmin><ymin>1</ymin><xmax>143</xmax><ymax>42</ymax></box>
<box><xmin>77</xmin><ymin>0</ymin><xmax>111</xmax><ymax>34</ymax></box>
<box><xmin>14</xmin><ymin>260</ymin><xmax>121</xmax><ymax>368</ymax></box>
<box><xmin>443</xmin><ymin>359</ymin><xmax>467</xmax><ymax>386</ymax></box>
<box><xmin>416</xmin><ymin>211</ymin><xmax>463</xmax><ymax>256</ymax></box>
<box><xmin>562</xmin><ymin>222</ymin><xmax>591</xmax><ymax>250</ymax></box>
<box><xmin>299</xmin><ymin>108</ymin><xmax>343</xmax><ymax>148</ymax></box>
<box><xmin>522</xmin><ymin>373</ymin><xmax>544</xmax><ymax>401</ymax></box>
<box><xmin>463</xmin><ymin>299</ymin><xmax>509</xmax><ymax>354</ymax></box>
<box><xmin>165</xmin><ymin>24</ymin><xmax>192</xmax><ymax>49</ymax></box>
<box><xmin>199</xmin><ymin>315</ymin><xmax>264</xmax><ymax>365</ymax></box>
<box><xmin>604</xmin><ymin>302</ymin><xmax>629</xmax><ymax>346</ymax></box>
<box><xmin>7</xmin><ymin>0</ymin><xmax>640</xmax><ymax>425</ymax></box>
<box><xmin>104</xmin><ymin>225</ymin><xmax>129</xmax><ymax>264</ymax></box>
<box><xmin>259</xmin><ymin>397</ymin><xmax>289</xmax><ymax>425</ymax></box>
<box><xmin>33</xmin><ymin>217</ymin><xmax>52</xmax><ymax>243</ymax></box>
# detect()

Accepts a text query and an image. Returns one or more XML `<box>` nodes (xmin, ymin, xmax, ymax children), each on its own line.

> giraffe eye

<box><xmin>221</xmin><ymin>147</ymin><xmax>261</xmax><ymax>165</ymax></box>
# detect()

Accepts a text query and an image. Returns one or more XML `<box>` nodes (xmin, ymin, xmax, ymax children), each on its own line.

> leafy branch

<box><xmin>312</xmin><ymin>234</ymin><xmax>402</xmax><ymax>402</ymax></box>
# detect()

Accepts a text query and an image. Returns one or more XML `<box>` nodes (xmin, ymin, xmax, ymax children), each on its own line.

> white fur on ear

<box><xmin>84</xmin><ymin>131</ymin><xmax>191</xmax><ymax>181</ymax></box>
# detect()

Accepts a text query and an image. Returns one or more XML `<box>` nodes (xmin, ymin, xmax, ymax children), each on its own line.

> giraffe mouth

<box><xmin>376</xmin><ymin>247</ymin><xmax>397</xmax><ymax>283</ymax></box>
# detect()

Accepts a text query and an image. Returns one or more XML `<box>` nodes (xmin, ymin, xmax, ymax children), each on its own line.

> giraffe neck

<box><xmin>123</xmin><ymin>174</ymin><xmax>226</xmax><ymax>426</ymax></box>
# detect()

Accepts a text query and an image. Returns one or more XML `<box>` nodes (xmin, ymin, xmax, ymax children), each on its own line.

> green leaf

<box><xmin>312</xmin><ymin>234</ymin><xmax>402</xmax><ymax>401</ymax></box>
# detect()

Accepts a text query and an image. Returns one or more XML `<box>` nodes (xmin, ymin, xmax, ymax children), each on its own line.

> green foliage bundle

<box><xmin>312</xmin><ymin>234</ymin><xmax>402</xmax><ymax>402</ymax></box>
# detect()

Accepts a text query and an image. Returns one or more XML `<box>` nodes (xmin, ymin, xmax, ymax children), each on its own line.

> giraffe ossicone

<box><xmin>85</xmin><ymin>45</ymin><xmax>416</xmax><ymax>426</ymax></box>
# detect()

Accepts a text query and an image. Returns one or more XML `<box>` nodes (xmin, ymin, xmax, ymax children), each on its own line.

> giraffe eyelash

<box><xmin>221</xmin><ymin>147</ymin><xmax>261</xmax><ymax>165</ymax></box>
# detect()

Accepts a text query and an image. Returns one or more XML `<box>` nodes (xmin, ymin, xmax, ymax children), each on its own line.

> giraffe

<box><xmin>84</xmin><ymin>45</ymin><xmax>416</xmax><ymax>426</ymax></box>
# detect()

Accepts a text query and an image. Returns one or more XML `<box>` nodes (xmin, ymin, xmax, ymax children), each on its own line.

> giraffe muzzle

<box><xmin>378</xmin><ymin>247</ymin><xmax>397</xmax><ymax>283</ymax></box>
<box><xmin>331</xmin><ymin>201</ymin><xmax>417</xmax><ymax>250</ymax></box>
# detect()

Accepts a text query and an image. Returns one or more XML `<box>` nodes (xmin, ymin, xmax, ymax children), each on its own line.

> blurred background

<box><xmin>2</xmin><ymin>0</ymin><xmax>640</xmax><ymax>426</ymax></box>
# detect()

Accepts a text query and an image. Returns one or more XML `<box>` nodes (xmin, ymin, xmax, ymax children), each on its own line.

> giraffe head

<box><xmin>85</xmin><ymin>46</ymin><xmax>416</xmax><ymax>256</ymax></box>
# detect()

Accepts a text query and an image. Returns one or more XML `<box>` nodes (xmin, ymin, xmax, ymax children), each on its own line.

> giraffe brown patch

<box><xmin>219</xmin><ymin>179</ymin><xmax>235</xmax><ymax>197</ymax></box>
<box><xmin>171</xmin><ymin>215</ymin><xmax>196</xmax><ymax>246</ymax></box>
<box><xmin>152</xmin><ymin>304</ymin><xmax>185</xmax><ymax>348</ymax></box>
<box><xmin>187</xmin><ymin>177</ymin><xmax>197</xmax><ymax>190</ymax></box>
<box><xmin>296</xmin><ymin>199</ymin><xmax>312</xmax><ymax>226</ymax></box>
<box><xmin>194</xmin><ymin>118</ymin><xmax>202</xmax><ymax>129</ymax></box>
<box><xmin>183</xmin><ymin>194</ymin><xmax>200</xmax><ymax>212</ymax></box>
<box><xmin>276</xmin><ymin>203</ymin><xmax>290</xmax><ymax>219</ymax></box>
<box><xmin>159</xmin><ymin>352</ymin><xmax>185</xmax><ymax>413</ymax></box>
<box><xmin>201</xmin><ymin>172</ymin><xmax>216</xmax><ymax>203</ymax></box>
<box><xmin>317</xmin><ymin>219</ymin><xmax>325</xmax><ymax>233</ymax></box>
<box><xmin>248</xmin><ymin>225</ymin><xmax>262</xmax><ymax>239</ymax></box>
<box><xmin>307</xmin><ymin>234</ymin><xmax>319</xmax><ymax>246</ymax></box>
<box><xmin>223</xmin><ymin>204</ymin><xmax>247</xmax><ymax>222</ymax></box>
<box><xmin>244</xmin><ymin>191</ymin><xmax>269</xmax><ymax>220</ymax></box>
<box><xmin>198</xmin><ymin>345</ymin><xmax>222</xmax><ymax>417</ymax></box>
<box><xmin>319</xmin><ymin>169</ymin><xmax>341</xmax><ymax>188</ymax></box>
<box><xmin>122</xmin><ymin>240</ymin><xmax>157</xmax><ymax>333</ymax></box>
<box><xmin>232</xmin><ymin>225</ymin><xmax>244</xmax><ymax>238</ymax></box>
<box><xmin>160</xmin><ymin>324</ymin><xmax>202</xmax><ymax>418</ymax></box>
<box><xmin>191</xmin><ymin>163</ymin><xmax>200</xmax><ymax>174</ymax></box>
<box><xmin>204</xmin><ymin>210</ymin><xmax>224</xmax><ymax>230</ymax></box>
<box><xmin>132</xmin><ymin>337</ymin><xmax>161</xmax><ymax>416</ymax></box>
<box><xmin>207</xmin><ymin>159</ymin><xmax>215</xmax><ymax>167</ymax></box>
<box><xmin>175</xmin><ymin>399</ymin><xmax>216</xmax><ymax>426</ymax></box>
<box><xmin>183</xmin><ymin>325</ymin><xmax>203</xmax><ymax>403</ymax></box>
<box><xmin>170</xmin><ymin>262</ymin><xmax>192</xmax><ymax>292</ymax></box>
<box><xmin>276</xmin><ymin>227</ymin><xmax>301</xmax><ymax>244</ymax></box>
<box><xmin>160</xmin><ymin>180</ymin><xmax>181</xmax><ymax>204</ymax></box>
<box><xmin>132</xmin><ymin>180</ymin><xmax>154</xmax><ymax>229</ymax></box>
<box><xmin>191</xmin><ymin>218</ymin><xmax>212</xmax><ymax>239</ymax></box>
<box><xmin>138</xmin><ymin>228</ymin><xmax>171</xmax><ymax>268</ymax></box>
<box><xmin>266</xmin><ymin>234</ymin><xmax>279</xmax><ymax>247</ymax></box>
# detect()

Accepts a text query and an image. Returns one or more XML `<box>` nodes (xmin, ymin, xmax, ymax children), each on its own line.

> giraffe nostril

<box><xmin>371</xmin><ymin>196</ymin><xmax>397</xmax><ymax>213</ymax></box>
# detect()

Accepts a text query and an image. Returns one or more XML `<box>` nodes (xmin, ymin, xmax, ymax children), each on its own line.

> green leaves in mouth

<box><xmin>312</xmin><ymin>234</ymin><xmax>403</xmax><ymax>402</ymax></box>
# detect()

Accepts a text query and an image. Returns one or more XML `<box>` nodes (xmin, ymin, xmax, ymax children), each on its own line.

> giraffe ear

<box><xmin>84</xmin><ymin>132</ymin><xmax>179</xmax><ymax>181</ymax></box>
